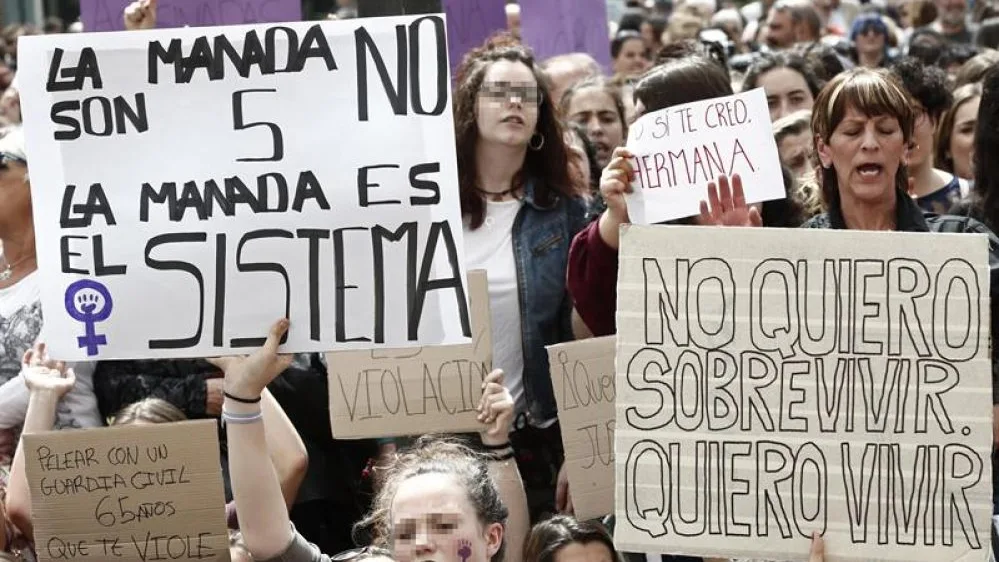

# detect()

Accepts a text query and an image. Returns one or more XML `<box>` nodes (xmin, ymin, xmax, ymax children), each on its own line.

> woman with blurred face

<box><xmin>743</xmin><ymin>52</ymin><xmax>822</xmax><ymax>122</ymax></box>
<box><xmin>611</xmin><ymin>31</ymin><xmax>650</xmax><ymax>78</ymax></box>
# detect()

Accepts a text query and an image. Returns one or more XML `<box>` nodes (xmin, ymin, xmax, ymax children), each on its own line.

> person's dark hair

<box><xmin>611</xmin><ymin>30</ymin><xmax>646</xmax><ymax>60</ymax></box>
<box><xmin>559</xmin><ymin>75</ymin><xmax>628</xmax><ymax>132</ymax></box>
<box><xmin>453</xmin><ymin>33</ymin><xmax>580</xmax><ymax>229</ymax></box>
<box><xmin>357</xmin><ymin>437</ymin><xmax>509</xmax><ymax>562</ymax></box>
<box><xmin>938</xmin><ymin>43</ymin><xmax>980</xmax><ymax>70</ymax></box>
<box><xmin>790</xmin><ymin>1</ymin><xmax>823</xmax><ymax>41</ymax></box>
<box><xmin>935</xmin><ymin>82</ymin><xmax>982</xmax><ymax>175</ymax></box>
<box><xmin>906</xmin><ymin>28</ymin><xmax>946</xmax><ymax>66</ymax></box>
<box><xmin>908</xmin><ymin>0</ymin><xmax>938</xmax><ymax>28</ymax></box>
<box><xmin>955</xmin><ymin>50</ymin><xmax>999</xmax><ymax>87</ymax></box>
<box><xmin>742</xmin><ymin>52</ymin><xmax>824</xmax><ymax>98</ymax></box>
<box><xmin>523</xmin><ymin>516</ymin><xmax>623</xmax><ymax>562</ymax></box>
<box><xmin>654</xmin><ymin>39</ymin><xmax>730</xmax><ymax>79</ymax></box>
<box><xmin>889</xmin><ymin>56</ymin><xmax>953</xmax><ymax>121</ymax></box>
<box><xmin>762</xmin><ymin>165</ymin><xmax>810</xmax><ymax>227</ymax></box>
<box><xmin>646</xmin><ymin>14</ymin><xmax>669</xmax><ymax>41</ymax></box>
<box><xmin>618</xmin><ymin>7</ymin><xmax>647</xmax><ymax>32</ymax></box>
<box><xmin>565</xmin><ymin>122</ymin><xmax>602</xmax><ymax>192</ymax></box>
<box><xmin>811</xmin><ymin>67</ymin><xmax>916</xmax><ymax>206</ymax></box>
<box><xmin>793</xmin><ymin>41</ymin><xmax>850</xmax><ymax>81</ymax></box>
<box><xmin>634</xmin><ymin>53</ymin><xmax>733</xmax><ymax>113</ymax></box>
<box><xmin>978</xmin><ymin>17</ymin><xmax>999</xmax><ymax>49</ymax></box>
<box><xmin>970</xmin><ymin>66</ymin><xmax>999</xmax><ymax>231</ymax></box>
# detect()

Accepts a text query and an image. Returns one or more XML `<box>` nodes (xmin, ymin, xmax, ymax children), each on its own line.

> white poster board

<box><xmin>17</xmin><ymin>15</ymin><xmax>471</xmax><ymax>360</ymax></box>
<box><xmin>615</xmin><ymin>225</ymin><xmax>993</xmax><ymax>562</ymax></box>
<box><xmin>624</xmin><ymin>89</ymin><xmax>783</xmax><ymax>225</ymax></box>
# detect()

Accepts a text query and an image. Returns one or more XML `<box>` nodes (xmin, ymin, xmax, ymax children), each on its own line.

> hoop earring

<box><xmin>529</xmin><ymin>132</ymin><xmax>545</xmax><ymax>151</ymax></box>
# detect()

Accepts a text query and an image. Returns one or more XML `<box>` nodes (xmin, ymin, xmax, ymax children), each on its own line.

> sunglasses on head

<box><xmin>331</xmin><ymin>546</ymin><xmax>393</xmax><ymax>561</ymax></box>
<box><xmin>479</xmin><ymin>81</ymin><xmax>543</xmax><ymax>105</ymax></box>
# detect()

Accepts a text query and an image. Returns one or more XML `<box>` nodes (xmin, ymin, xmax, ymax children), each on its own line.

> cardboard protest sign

<box><xmin>548</xmin><ymin>336</ymin><xmax>615</xmax><ymax>520</ymax></box>
<box><xmin>615</xmin><ymin>225</ymin><xmax>993</xmax><ymax>562</ymax></box>
<box><xmin>623</xmin><ymin>89</ymin><xmax>783</xmax><ymax>225</ymax></box>
<box><xmin>519</xmin><ymin>0</ymin><xmax>612</xmax><ymax>69</ymax></box>
<box><xmin>18</xmin><ymin>16</ymin><xmax>472</xmax><ymax>361</ymax></box>
<box><xmin>442</xmin><ymin>0</ymin><xmax>506</xmax><ymax>74</ymax></box>
<box><xmin>25</xmin><ymin>420</ymin><xmax>228</xmax><ymax>562</ymax></box>
<box><xmin>81</xmin><ymin>0</ymin><xmax>302</xmax><ymax>32</ymax></box>
<box><xmin>328</xmin><ymin>270</ymin><xmax>491</xmax><ymax>438</ymax></box>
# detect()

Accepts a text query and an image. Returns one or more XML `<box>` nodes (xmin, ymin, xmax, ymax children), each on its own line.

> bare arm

<box><xmin>478</xmin><ymin>370</ymin><xmax>528</xmax><ymax>562</ymax></box>
<box><xmin>5</xmin><ymin>345</ymin><xmax>76</xmax><ymax>542</ymax></box>
<box><xmin>214</xmin><ymin>320</ymin><xmax>295</xmax><ymax>560</ymax></box>
<box><xmin>260</xmin><ymin>388</ymin><xmax>308</xmax><ymax>509</ymax></box>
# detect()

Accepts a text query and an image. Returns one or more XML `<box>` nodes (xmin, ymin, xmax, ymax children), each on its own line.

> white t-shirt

<box><xmin>463</xmin><ymin>200</ymin><xmax>528</xmax><ymax>418</ymax></box>
<box><xmin>0</xmin><ymin>272</ymin><xmax>102</xmax><ymax>433</ymax></box>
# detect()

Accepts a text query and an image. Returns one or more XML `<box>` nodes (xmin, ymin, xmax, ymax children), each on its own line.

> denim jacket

<box><xmin>512</xmin><ymin>177</ymin><xmax>589</xmax><ymax>424</ymax></box>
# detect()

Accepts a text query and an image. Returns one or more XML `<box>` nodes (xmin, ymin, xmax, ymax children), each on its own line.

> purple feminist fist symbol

<box><xmin>458</xmin><ymin>540</ymin><xmax>472</xmax><ymax>562</ymax></box>
<box><xmin>65</xmin><ymin>279</ymin><xmax>113</xmax><ymax>356</ymax></box>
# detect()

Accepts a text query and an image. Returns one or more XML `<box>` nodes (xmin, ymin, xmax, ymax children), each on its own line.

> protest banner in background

<box><xmin>442</xmin><ymin>0</ymin><xmax>506</xmax><ymax>74</ymax></box>
<box><xmin>548</xmin><ymin>336</ymin><xmax>615</xmax><ymax>520</ymax></box>
<box><xmin>327</xmin><ymin>269</ymin><xmax>491</xmax><ymax>438</ymax></box>
<box><xmin>18</xmin><ymin>16</ymin><xmax>472</xmax><ymax>361</ymax></box>
<box><xmin>614</xmin><ymin>225</ymin><xmax>993</xmax><ymax>561</ymax></box>
<box><xmin>25</xmin><ymin>420</ymin><xmax>228</xmax><ymax>562</ymax></box>
<box><xmin>81</xmin><ymin>0</ymin><xmax>302</xmax><ymax>32</ymax></box>
<box><xmin>519</xmin><ymin>0</ymin><xmax>612</xmax><ymax>70</ymax></box>
<box><xmin>623</xmin><ymin>89</ymin><xmax>783</xmax><ymax>225</ymax></box>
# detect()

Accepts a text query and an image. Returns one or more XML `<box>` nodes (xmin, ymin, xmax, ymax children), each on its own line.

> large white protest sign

<box><xmin>624</xmin><ymin>89</ymin><xmax>783</xmax><ymax>224</ymax></box>
<box><xmin>615</xmin><ymin>225</ymin><xmax>993</xmax><ymax>562</ymax></box>
<box><xmin>18</xmin><ymin>15</ymin><xmax>471</xmax><ymax>360</ymax></box>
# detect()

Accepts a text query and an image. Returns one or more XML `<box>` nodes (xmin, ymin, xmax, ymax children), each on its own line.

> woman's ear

<box><xmin>815</xmin><ymin>135</ymin><xmax>832</xmax><ymax>169</ymax></box>
<box><xmin>484</xmin><ymin>522</ymin><xmax>504</xmax><ymax>559</ymax></box>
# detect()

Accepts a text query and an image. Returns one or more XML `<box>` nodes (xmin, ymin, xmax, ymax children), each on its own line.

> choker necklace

<box><xmin>475</xmin><ymin>185</ymin><xmax>520</xmax><ymax>202</ymax></box>
<box><xmin>0</xmin><ymin>254</ymin><xmax>33</xmax><ymax>282</ymax></box>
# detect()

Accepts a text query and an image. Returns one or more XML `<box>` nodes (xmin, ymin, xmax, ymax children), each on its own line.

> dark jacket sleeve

<box><xmin>92</xmin><ymin>359</ymin><xmax>214</xmax><ymax>420</ymax></box>
<box><xmin>566</xmin><ymin>219</ymin><xmax>620</xmax><ymax>337</ymax></box>
<box><xmin>560</xmin><ymin>197</ymin><xmax>594</xmax><ymax>341</ymax></box>
<box><xmin>958</xmin><ymin>218</ymin><xmax>999</xmax><ymax>405</ymax></box>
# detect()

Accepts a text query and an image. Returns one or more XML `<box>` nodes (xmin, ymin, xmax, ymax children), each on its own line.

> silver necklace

<box><xmin>0</xmin><ymin>254</ymin><xmax>31</xmax><ymax>282</ymax></box>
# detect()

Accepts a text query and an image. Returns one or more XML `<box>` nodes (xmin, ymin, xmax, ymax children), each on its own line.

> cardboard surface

<box><xmin>328</xmin><ymin>270</ymin><xmax>492</xmax><ymax>438</ymax></box>
<box><xmin>25</xmin><ymin>420</ymin><xmax>229</xmax><ymax>562</ymax></box>
<box><xmin>614</xmin><ymin>225</ymin><xmax>993</xmax><ymax>562</ymax></box>
<box><xmin>548</xmin><ymin>335</ymin><xmax>616</xmax><ymax>520</ymax></box>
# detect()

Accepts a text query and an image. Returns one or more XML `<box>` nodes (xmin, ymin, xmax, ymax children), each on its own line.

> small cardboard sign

<box><xmin>25</xmin><ymin>420</ymin><xmax>229</xmax><ymax>562</ymax></box>
<box><xmin>548</xmin><ymin>335</ymin><xmax>616</xmax><ymax>520</ymax></box>
<box><xmin>624</xmin><ymin>89</ymin><xmax>784</xmax><ymax>225</ymax></box>
<box><xmin>327</xmin><ymin>270</ymin><xmax>492</xmax><ymax>438</ymax></box>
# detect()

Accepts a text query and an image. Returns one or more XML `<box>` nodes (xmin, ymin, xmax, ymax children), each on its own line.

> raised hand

<box><xmin>21</xmin><ymin>343</ymin><xmax>75</xmax><ymax>397</ymax></box>
<box><xmin>123</xmin><ymin>0</ymin><xmax>157</xmax><ymax>30</ymax></box>
<box><xmin>697</xmin><ymin>174</ymin><xmax>763</xmax><ymax>227</ymax></box>
<box><xmin>477</xmin><ymin>369</ymin><xmax>513</xmax><ymax>446</ymax></box>
<box><xmin>556</xmin><ymin>463</ymin><xmax>574</xmax><ymax>515</ymax></box>
<box><xmin>599</xmin><ymin>147</ymin><xmax>635</xmax><ymax>223</ymax></box>
<box><xmin>207</xmin><ymin>319</ymin><xmax>292</xmax><ymax>400</ymax></box>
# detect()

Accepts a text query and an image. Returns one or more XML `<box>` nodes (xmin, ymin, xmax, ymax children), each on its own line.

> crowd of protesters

<box><xmin>2</xmin><ymin>0</ymin><xmax>999</xmax><ymax>560</ymax></box>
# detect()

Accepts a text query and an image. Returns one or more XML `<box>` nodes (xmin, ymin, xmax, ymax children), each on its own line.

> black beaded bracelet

<box><xmin>481</xmin><ymin>441</ymin><xmax>511</xmax><ymax>451</ymax></box>
<box><xmin>224</xmin><ymin>391</ymin><xmax>262</xmax><ymax>404</ymax></box>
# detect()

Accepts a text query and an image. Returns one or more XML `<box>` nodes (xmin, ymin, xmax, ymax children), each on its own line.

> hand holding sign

<box><xmin>21</xmin><ymin>343</ymin><xmax>75</xmax><ymax>397</ymax></box>
<box><xmin>123</xmin><ymin>0</ymin><xmax>157</xmax><ymax>30</ymax></box>
<box><xmin>696</xmin><ymin>174</ymin><xmax>762</xmax><ymax>227</ymax></box>
<box><xmin>600</xmin><ymin>147</ymin><xmax>635</xmax><ymax>222</ymax></box>
<box><xmin>209</xmin><ymin>318</ymin><xmax>292</xmax><ymax>400</ymax></box>
<box><xmin>477</xmin><ymin>369</ymin><xmax>512</xmax><ymax>446</ymax></box>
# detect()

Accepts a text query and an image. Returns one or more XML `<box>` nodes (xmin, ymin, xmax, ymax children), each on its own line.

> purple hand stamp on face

<box><xmin>458</xmin><ymin>539</ymin><xmax>472</xmax><ymax>562</ymax></box>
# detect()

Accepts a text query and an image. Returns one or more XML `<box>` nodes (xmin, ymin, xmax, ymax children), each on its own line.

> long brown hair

<box><xmin>453</xmin><ymin>33</ymin><xmax>580</xmax><ymax>229</ymax></box>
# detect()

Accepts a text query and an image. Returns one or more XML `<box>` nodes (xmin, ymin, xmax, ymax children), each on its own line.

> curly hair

<box><xmin>889</xmin><ymin>56</ymin><xmax>953</xmax><ymax>121</ymax></box>
<box><xmin>453</xmin><ymin>32</ymin><xmax>580</xmax><ymax>229</ymax></box>
<box><xmin>355</xmin><ymin>436</ymin><xmax>509</xmax><ymax>562</ymax></box>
